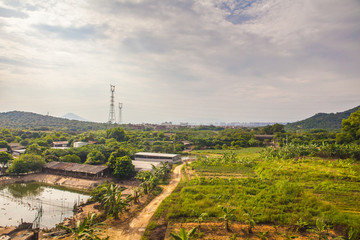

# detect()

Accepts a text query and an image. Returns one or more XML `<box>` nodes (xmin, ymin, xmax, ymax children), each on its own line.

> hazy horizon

<box><xmin>1</xmin><ymin>0</ymin><xmax>359</xmax><ymax>124</ymax></box>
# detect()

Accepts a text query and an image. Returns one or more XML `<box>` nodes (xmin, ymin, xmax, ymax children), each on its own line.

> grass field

<box><xmin>143</xmin><ymin>148</ymin><xmax>360</xmax><ymax>240</ymax></box>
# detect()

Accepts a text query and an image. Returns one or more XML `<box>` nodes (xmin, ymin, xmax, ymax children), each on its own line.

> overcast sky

<box><xmin>0</xmin><ymin>0</ymin><xmax>359</xmax><ymax>124</ymax></box>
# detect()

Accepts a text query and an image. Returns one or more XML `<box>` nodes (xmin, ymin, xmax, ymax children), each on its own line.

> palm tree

<box><xmin>170</xmin><ymin>227</ymin><xmax>197</xmax><ymax>240</ymax></box>
<box><xmin>219</xmin><ymin>206</ymin><xmax>236</xmax><ymax>232</ymax></box>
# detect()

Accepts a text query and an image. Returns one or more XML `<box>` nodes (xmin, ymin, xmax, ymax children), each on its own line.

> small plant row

<box><xmin>170</xmin><ymin>207</ymin><xmax>359</xmax><ymax>240</ymax></box>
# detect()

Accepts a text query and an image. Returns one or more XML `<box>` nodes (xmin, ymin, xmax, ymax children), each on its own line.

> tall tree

<box><xmin>85</xmin><ymin>150</ymin><xmax>106</xmax><ymax>165</ymax></box>
<box><xmin>106</xmin><ymin>148</ymin><xmax>130</xmax><ymax>171</ymax></box>
<box><xmin>106</xmin><ymin>127</ymin><xmax>126</xmax><ymax>142</ymax></box>
<box><xmin>336</xmin><ymin>108</ymin><xmax>360</xmax><ymax>144</ymax></box>
<box><xmin>7</xmin><ymin>154</ymin><xmax>45</xmax><ymax>174</ymax></box>
<box><xmin>113</xmin><ymin>156</ymin><xmax>136</xmax><ymax>179</ymax></box>
<box><xmin>0</xmin><ymin>152</ymin><xmax>13</xmax><ymax>166</ymax></box>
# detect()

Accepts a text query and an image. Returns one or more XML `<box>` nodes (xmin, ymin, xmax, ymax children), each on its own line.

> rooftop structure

<box><xmin>73</xmin><ymin>142</ymin><xmax>89</xmax><ymax>148</ymax></box>
<box><xmin>43</xmin><ymin>161</ymin><xmax>108</xmax><ymax>178</ymax></box>
<box><xmin>51</xmin><ymin>141</ymin><xmax>68</xmax><ymax>148</ymax></box>
<box><xmin>134</xmin><ymin>152</ymin><xmax>181</xmax><ymax>163</ymax></box>
<box><xmin>9</xmin><ymin>143</ymin><xmax>25</xmax><ymax>151</ymax></box>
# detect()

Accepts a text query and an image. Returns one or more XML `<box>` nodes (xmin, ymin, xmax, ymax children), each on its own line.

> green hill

<box><xmin>0</xmin><ymin>111</ymin><xmax>109</xmax><ymax>132</ymax></box>
<box><xmin>285</xmin><ymin>105</ymin><xmax>360</xmax><ymax>131</ymax></box>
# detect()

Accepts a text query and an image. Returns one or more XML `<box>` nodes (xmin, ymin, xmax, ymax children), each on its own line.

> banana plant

<box><xmin>58</xmin><ymin>213</ymin><xmax>108</xmax><ymax>240</ymax></box>
<box><xmin>219</xmin><ymin>206</ymin><xmax>236</xmax><ymax>232</ymax></box>
<box><xmin>242</xmin><ymin>207</ymin><xmax>259</xmax><ymax>234</ymax></box>
<box><xmin>194</xmin><ymin>212</ymin><xmax>208</xmax><ymax>230</ymax></box>
<box><xmin>132</xmin><ymin>187</ymin><xmax>141</xmax><ymax>204</ymax></box>
<box><xmin>170</xmin><ymin>227</ymin><xmax>197</xmax><ymax>240</ymax></box>
<box><xmin>311</xmin><ymin>219</ymin><xmax>329</xmax><ymax>240</ymax></box>
<box><xmin>100</xmin><ymin>183</ymin><xmax>130</xmax><ymax>219</ymax></box>
<box><xmin>348</xmin><ymin>227</ymin><xmax>359</xmax><ymax>240</ymax></box>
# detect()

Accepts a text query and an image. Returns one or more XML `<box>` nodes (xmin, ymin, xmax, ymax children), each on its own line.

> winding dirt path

<box><xmin>104</xmin><ymin>163</ymin><xmax>184</xmax><ymax>240</ymax></box>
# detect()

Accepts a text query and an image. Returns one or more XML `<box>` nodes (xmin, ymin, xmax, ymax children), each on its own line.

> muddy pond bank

<box><xmin>0</xmin><ymin>173</ymin><xmax>114</xmax><ymax>191</ymax></box>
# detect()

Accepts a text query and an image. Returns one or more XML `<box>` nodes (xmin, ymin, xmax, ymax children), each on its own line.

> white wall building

<box><xmin>73</xmin><ymin>142</ymin><xmax>89</xmax><ymax>148</ymax></box>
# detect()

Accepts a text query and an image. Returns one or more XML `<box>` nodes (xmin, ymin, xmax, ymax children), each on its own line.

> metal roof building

<box><xmin>43</xmin><ymin>161</ymin><xmax>108</xmax><ymax>179</ymax></box>
<box><xmin>134</xmin><ymin>152</ymin><xmax>181</xmax><ymax>163</ymax></box>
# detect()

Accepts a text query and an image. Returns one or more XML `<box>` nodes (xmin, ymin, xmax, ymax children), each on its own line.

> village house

<box><xmin>42</xmin><ymin>161</ymin><xmax>109</xmax><ymax>179</ymax></box>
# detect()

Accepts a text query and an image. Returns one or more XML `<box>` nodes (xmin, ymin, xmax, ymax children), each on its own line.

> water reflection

<box><xmin>0</xmin><ymin>183</ymin><xmax>89</xmax><ymax>229</ymax></box>
<box><xmin>5</xmin><ymin>183</ymin><xmax>44</xmax><ymax>198</ymax></box>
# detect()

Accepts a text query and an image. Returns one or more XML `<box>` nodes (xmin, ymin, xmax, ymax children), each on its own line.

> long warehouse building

<box><xmin>134</xmin><ymin>152</ymin><xmax>181</xmax><ymax>163</ymax></box>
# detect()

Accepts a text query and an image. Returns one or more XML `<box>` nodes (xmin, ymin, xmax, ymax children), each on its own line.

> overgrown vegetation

<box><xmin>261</xmin><ymin>143</ymin><xmax>360</xmax><ymax>160</ymax></box>
<box><xmin>144</xmin><ymin>148</ymin><xmax>360</xmax><ymax>239</ymax></box>
<box><xmin>7</xmin><ymin>154</ymin><xmax>45</xmax><ymax>174</ymax></box>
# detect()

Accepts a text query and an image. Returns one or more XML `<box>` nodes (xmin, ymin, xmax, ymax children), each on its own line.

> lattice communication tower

<box><xmin>108</xmin><ymin>85</ymin><xmax>116</xmax><ymax>124</ymax></box>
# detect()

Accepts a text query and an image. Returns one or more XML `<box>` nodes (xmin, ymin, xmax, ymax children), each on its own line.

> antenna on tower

<box><xmin>118</xmin><ymin>102</ymin><xmax>123</xmax><ymax>124</ymax></box>
<box><xmin>108</xmin><ymin>85</ymin><xmax>116</xmax><ymax>124</ymax></box>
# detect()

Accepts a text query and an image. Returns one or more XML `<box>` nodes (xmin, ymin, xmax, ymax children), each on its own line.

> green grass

<box><xmin>255</xmin><ymin>158</ymin><xmax>360</xmax><ymax>214</ymax></box>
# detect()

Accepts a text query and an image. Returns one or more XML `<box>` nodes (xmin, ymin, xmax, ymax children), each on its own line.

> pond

<box><xmin>0</xmin><ymin>182</ymin><xmax>90</xmax><ymax>229</ymax></box>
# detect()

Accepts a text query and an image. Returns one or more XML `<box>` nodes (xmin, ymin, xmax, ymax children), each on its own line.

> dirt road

<box><xmin>104</xmin><ymin>163</ymin><xmax>184</xmax><ymax>240</ymax></box>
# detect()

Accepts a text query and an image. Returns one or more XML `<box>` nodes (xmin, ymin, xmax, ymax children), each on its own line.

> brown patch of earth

<box><xmin>198</xmin><ymin>173</ymin><xmax>249</xmax><ymax>178</ymax></box>
<box><xmin>166</xmin><ymin>222</ymin><xmax>340</xmax><ymax>240</ymax></box>
<box><xmin>97</xmin><ymin>164</ymin><xmax>184</xmax><ymax>240</ymax></box>
<box><xmin>41</xmin><ymin>164</ymin><xmax>183</xmax><ymax>239</ymax></box>
<box><xmin>0</xmin><ymin>173</ymin><xmax>114</xmax><ymax>190</ymax></box>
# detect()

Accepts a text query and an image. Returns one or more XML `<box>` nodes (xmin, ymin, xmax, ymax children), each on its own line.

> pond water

<box><xmin>0</xmin><ymin>182</ymin><xmax>90</xmax><ymax>229</ymax></box>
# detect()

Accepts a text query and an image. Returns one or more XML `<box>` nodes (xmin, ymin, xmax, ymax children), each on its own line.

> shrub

<box><xmin>59</xmin><ymin>154</ymin><xmax>81</xmax><ymax>163</ymax></box>
<box><xmin>7</xmin><ymin>154</ymin><xmax>45</xmax><ymax>174</ymax></box>
<box><xmin>85</xmin><ymin>150</ymin><xmax>106</xmax><ymax>165</ymax></box>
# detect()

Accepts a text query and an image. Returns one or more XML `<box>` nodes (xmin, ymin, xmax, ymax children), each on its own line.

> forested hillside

<box><xmin>285</xmin><ymin>105</ymin><xmax>360</xmax><ymax>131</ymax></box>
<box><xmin>0</xmin><ymin>111</ymin><xmax>107</xmax><ymax>132</ymax></box>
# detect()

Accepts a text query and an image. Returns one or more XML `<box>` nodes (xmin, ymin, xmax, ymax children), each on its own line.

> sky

<box><xmin>0</xmin><ymin>0</ymin><xmax>359</xmax><ymax>124</ymax></box>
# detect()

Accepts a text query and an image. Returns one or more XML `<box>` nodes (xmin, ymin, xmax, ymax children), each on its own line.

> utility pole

<box><xmin>118</xmin><ymin>102</ymin><xmax>123</xmax><ymax>124</ymax></box>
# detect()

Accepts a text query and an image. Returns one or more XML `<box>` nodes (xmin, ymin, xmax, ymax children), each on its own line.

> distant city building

<box><xmin>179</xmin><ymin>122</ymin><xmax>189</xmax><ymax>127</ymax></box>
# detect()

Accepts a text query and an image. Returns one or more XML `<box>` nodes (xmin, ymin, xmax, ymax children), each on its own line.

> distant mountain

<box><xmin>285</xmin><ymin>105</ymin><xmax>360</xmax><ymax>131</ymax></box>
<box><xmin>62</xmin><ymin>113</ymin><xmax>87</xmax><ymax>121</ymax></box>
<box><xmin>0</xmin><ymin>111</ymin><xmax>109</xmax><ymax>132</ymax></box>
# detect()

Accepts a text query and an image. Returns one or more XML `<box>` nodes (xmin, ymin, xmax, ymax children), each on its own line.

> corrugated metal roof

<box><xmin>43</xmin><ymin>161</ymin><xmax>107</xmax><ymax>174</ymax></box>
<box><xmin>52</xmin><ymin>141</ymin><xmax>68</xmax><ymax>144</ymax></box>
<box><xmin>135</xmin><ymin>152</ymin><xmax>179</xmax><ymax>158</ymax></box>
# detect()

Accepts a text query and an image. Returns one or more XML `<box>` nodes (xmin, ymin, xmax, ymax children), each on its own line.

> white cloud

<box><xmin>0</xmin><ymin>0</ymin><xmax>359</xmax><ymax>123</ymax></box>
